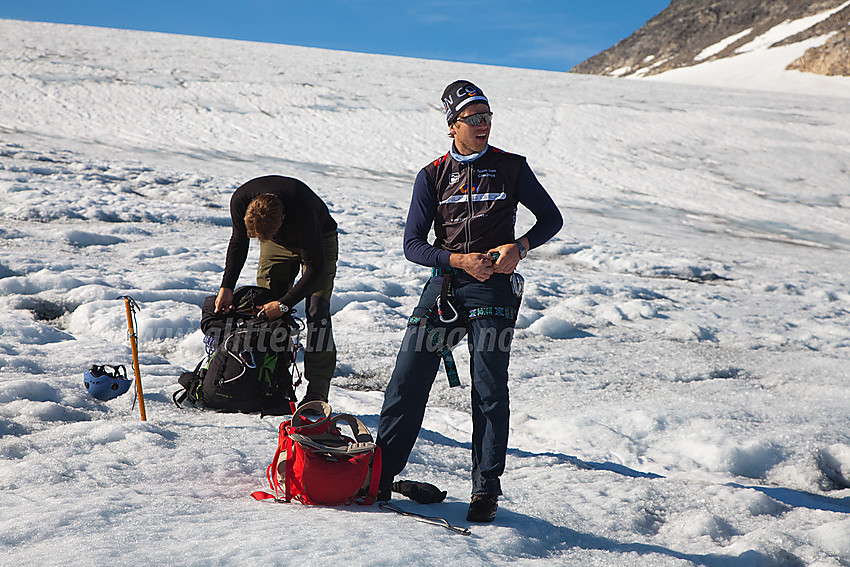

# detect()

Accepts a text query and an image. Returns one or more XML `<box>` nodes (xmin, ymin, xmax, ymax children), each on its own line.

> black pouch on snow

<box><xmin>392</xmin><ymin>480</ymin><xmax>447</xmax><ymax>504</ymax></box>
<box><xmin>175</xmin><ymin>286</ymin><xmax>299</xmax><ymax>415</ymax></box>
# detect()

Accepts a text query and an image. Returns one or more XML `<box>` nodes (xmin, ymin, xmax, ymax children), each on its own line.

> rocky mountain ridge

<box><xmin>571</xmin><ymin>0</ymin><xmax>850</xmax><ymax>78</ymax></box>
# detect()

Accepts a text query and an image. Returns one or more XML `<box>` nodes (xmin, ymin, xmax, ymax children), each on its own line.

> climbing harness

<box><xmin>411</xmin><ymin>264</ymin><xmax>519</xmax><ymax>388</ymax></box>
<box><xmin>468</xmin><ymin>306</ymin><xmax>518</xmax><ymax>320</ymax></box>
<box><xmin>435</xmin><ymin>266</ymin><xmax>462</xmax><ymax>324</ymax></box>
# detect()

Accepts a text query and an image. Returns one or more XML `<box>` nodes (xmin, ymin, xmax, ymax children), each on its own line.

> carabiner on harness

<box><xmin>436</xmin><ymin>296</ymin><xmax>460</xmax><ymax>323</ymax></box>
<box><xmin>239</xmin><ymin>350</ymin><xmax>257</xmax><ymax>368</ymax></box>
<box><xmin>511</xmin><ymin>272</ymin><xmax>525</xmax><ymax>299</ymax></box>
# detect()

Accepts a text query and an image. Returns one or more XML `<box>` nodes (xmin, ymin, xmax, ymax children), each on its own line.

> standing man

<box><xmin>376</xmin><ymin>81</ymin><xmax>563</xmax><ymax>522</ymax></box>
<box><xmin>216</xmin><ymin>175</ymin><xmax>338</xmax><ymax>406</ymax></box>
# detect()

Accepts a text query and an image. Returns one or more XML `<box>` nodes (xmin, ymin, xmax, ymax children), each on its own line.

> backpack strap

<box><xmin>322</xmin><ymin>413</ymin><xmax>381</xmax><ymax>504</ymax></box>
<box><xmin>288</xmin><ymin>401</ymin><xmax>332</xmax><ymax>435</ymax></box>
<box><xmin>288</xmin><ymin>413</ymin><xmax>377</xmax><ymax>457</ymax></box>
<box><xmin>172</xmin><ymin>359</ymin><xmax>205</xmax><ymax>408</ymax></box>
<box><xmin>289</xmin><ymin>434</ymin><xmax>376</xmax><ymax>456</ymax></box>
<box><xmin>330</xmin><ymin>413</ymin><xmax>374</xmax><ymax>444</ymax></box>
<box><xmin>252</xmin><ymin>418</ymin><xmax>294</xmax><ymax>502</ymax></box>
<box><xmin>360</xmin><ymin>445</ymin><xmax>382</xmax><ymax>505</ymax></box>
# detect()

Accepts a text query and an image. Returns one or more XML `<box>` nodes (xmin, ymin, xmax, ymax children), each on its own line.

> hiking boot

<box><xmin>466</xmin><ymin>494</ymin><xmax>498</xmax><ymax>523</ymax></box>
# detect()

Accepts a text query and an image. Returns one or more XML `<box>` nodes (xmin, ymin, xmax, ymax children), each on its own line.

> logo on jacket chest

<box><xmin>449</xmin><ymin>168</ymin><xmax>497</xmax><ymax>190</ymax></box>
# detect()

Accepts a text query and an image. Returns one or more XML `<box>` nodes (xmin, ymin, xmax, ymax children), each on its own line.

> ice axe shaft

<box><xmin>121</xmin><ymin>296</ymin><xmax>147</xmax><ymax>421</ymax></box>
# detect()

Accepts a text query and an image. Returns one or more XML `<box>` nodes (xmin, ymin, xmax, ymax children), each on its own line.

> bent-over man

<box><xmin>216</xmin><ymin>175</ymin><xmax>338</xmax><ymax>405</ymax></box>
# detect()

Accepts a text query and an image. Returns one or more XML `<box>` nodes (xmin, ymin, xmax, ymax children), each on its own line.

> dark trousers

<box><xmin>377</xmin><ymin>273</ymin><xmax>518</xmax><ymax>496</ymax></box>
<box><xmin>256</xmin><ymin>232</ymin><xmax>338</xmax><ymax>402</ymax></box>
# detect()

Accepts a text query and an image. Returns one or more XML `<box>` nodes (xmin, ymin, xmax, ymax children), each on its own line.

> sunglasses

<box><xmin>456</xmin><ymin>112</ymin><xmax>493</xmax><ymax>126</ymax></box>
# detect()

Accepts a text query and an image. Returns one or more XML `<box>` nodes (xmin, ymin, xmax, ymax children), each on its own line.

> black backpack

<box><xmin>174</xmin><ymin>286</ymin><xmax>300</xmax><ymax>416</ymax></box>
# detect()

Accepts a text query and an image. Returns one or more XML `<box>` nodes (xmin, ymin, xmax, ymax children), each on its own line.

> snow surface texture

<box><xmin>641</xmin><ymin>1</ymin><xmax>850</xmax><ymax>97</ymax></box>
<box><xmin>1</xmin><ymin>18</ymin><xmax>850</xmax><ymax>567</ymax></box>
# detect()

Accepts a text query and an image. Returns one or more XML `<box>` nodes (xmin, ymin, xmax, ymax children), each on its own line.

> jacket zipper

<box><xmin>464</xmin><ymin>162</ymin><xmax>474</xmax><ymax>254</ymax></box>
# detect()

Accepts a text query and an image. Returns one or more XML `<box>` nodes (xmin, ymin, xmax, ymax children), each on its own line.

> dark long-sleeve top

<box><xmin>221</xmin><ymin>175</ymin><xmax>337</xmax><ymax>308</ymax></box>
<box><xmin>403</xmin><ymin>153</ymin><xmax>563</xmax><ymax>269</ymax></box>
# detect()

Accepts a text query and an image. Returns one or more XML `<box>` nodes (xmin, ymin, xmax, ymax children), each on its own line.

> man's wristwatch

<box><xmin>514</xmin><ymin>240</ymin><xmax>528</xmax><ymax>260</ymax></box>
<box><xmin>278</xmin><ymin>301</ymin><xmax>290</xmax><ymax>314</ymax></box>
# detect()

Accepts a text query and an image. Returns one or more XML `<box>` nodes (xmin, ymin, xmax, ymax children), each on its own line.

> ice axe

<box><xmin>119</xmin><ymin>295</ymin><xmax>147</xmax><ymax>421</ymax></box>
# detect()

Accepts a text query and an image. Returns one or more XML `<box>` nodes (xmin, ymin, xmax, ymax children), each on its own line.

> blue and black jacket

<box><xmin>403</xmin><ymin>145</ymin><xmax>563</xmax><ymax>269</ymax></box>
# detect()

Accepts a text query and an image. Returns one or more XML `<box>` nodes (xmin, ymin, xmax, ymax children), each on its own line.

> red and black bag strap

<box><xmin>287</xmin><ymin>401</ymin><xmax>332</xmax><ymax>435</ymax></box>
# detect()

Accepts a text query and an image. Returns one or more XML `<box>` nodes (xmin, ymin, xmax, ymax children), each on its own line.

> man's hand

<box><xmin>258</xmin><ymin>300</ymin><xmax>284</xmax><ymax>321</ymax></box>
<box><xmin>215</xmin><ymin>287</ymin><xmax>234</xmax><ymax>313</ymax></box>
<box><xmin>488</xmin><ymin>242</ymin><xmax>521</xmax><ymax>274</ymax></box>
<box><xmin>450</xmin><ymin>252</ymin><xmax>495</xmax><ymax>282</ymax></box>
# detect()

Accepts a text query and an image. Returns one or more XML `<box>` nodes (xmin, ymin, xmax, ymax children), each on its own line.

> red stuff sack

<box><xmin>252</xmin><ymin>401</ymin><xmax>382</xmax><ymax>506</ymax></box>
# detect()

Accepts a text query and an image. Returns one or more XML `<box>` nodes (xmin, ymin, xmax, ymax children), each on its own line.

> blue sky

<box><xmin>0</xmin><ymin>1</ymin><xmax>671</xmax><ymax>71</ymax></box>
